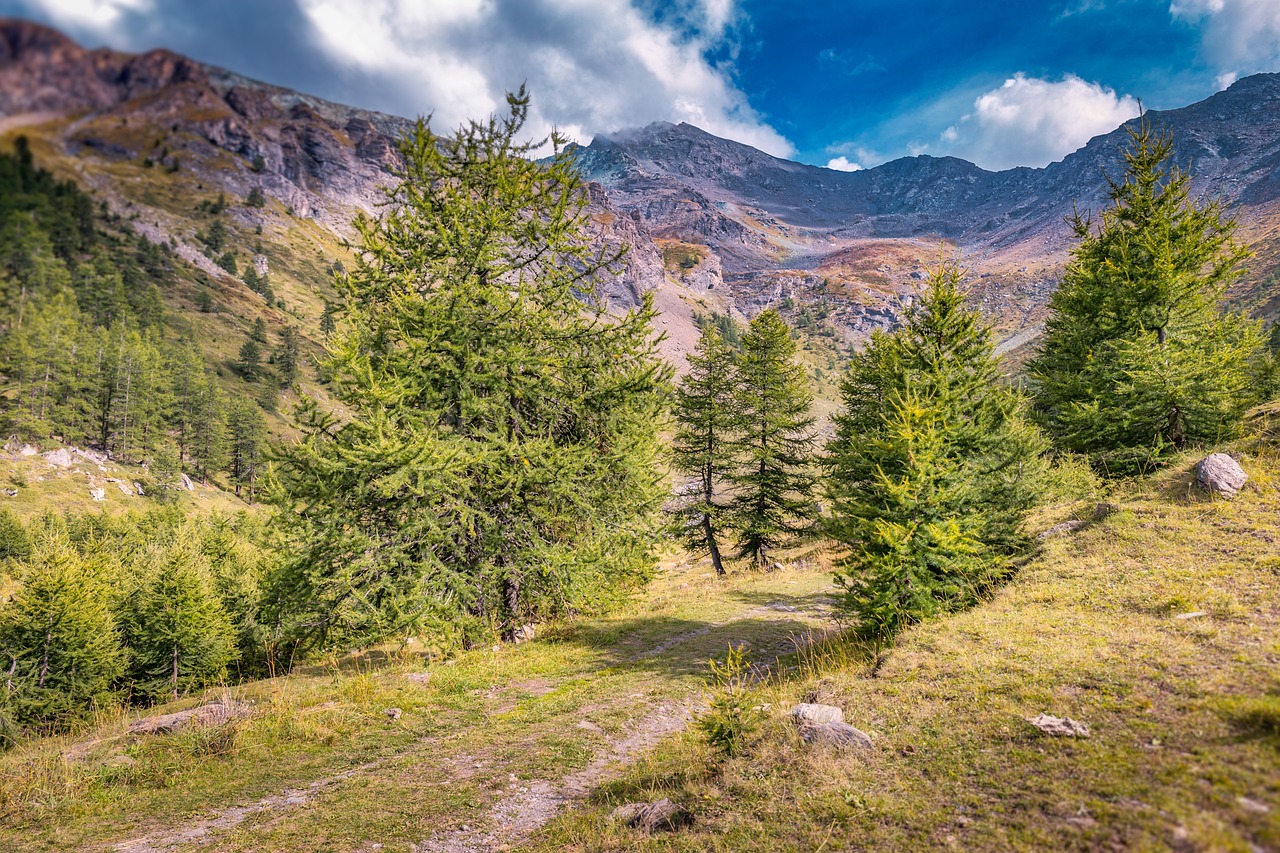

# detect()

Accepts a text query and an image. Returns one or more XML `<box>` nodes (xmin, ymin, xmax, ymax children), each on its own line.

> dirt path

<box><xmin>102</xmin><ymin>569</ymin><xmax>837</xmax><ymax>853</ymax></box>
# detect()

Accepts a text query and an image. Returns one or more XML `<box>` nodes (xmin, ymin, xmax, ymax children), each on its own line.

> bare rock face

<box><xmin>611</xmin><ymin>798</ymin><xmax>692</xmax><ymax>832</ymax></box>
<box><xmin>1195</xmin><ymin>453</ymin><xmax>1248</xmax><ymax>498</ymax></box>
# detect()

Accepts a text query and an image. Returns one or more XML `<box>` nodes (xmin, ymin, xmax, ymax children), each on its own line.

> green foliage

<box><xmin>273</xmin><ymin>325</ymin><xmax>301</xmax><ymax>388</ymax></box>
<box><xmin>0</xmin><ymin>539</ymin><xmax>123</xmax><ymax>735</ymax></box>
<box><xmin>695</xmin><ymin>643</ymin><xmax>760</xmax><ymax>757</ymax></box>
<box><xmin>670</xmin><ymin>327</ymin><xmax>739</xmax><ymax>575</ymax></box>
<box><xmin>245</xmin><ymin>187</ymin><xmax>265</xmax><ymax>208</ymax></box>
<box><xmin>728</xmin><ymin>310</ymin><xmax>816</xmax><ymax>565</ymax></box>
<box><xmin>273</xmin><ymin>88</ymin><xmax>670</xmax><ymax>652</ymax></box>
<box><xmin>225</xmin><ymin>398</ymin><xmax>266</xmax><ymax>500</ymax></box>
<box><xmin>826</xmin><ymin>263</ymin><xmax>1047</xmax><ymax>648</ymax></box>
<box><xmin>121</xmin><ymin>535</ymin><xmax>237</xmax><ymax>702</ymax></box>
<box><xmin>216</xmin><ymin>251</ymin><xmax>237</xmax><ymax>276</ymax></box>
<box><xmin>1030</xmin><ymin>118</ymin><xmax>1263</xmax><ymax>473</ymax></box>
<box><xmin>235</xmin><ymin>338</ymin><xmax>262</xmax><ymax>381</ymax></box>
<box><xmin>0</xmin><ymin>509</ymin><xmax>31</xmax><ymax>561</ymax></box>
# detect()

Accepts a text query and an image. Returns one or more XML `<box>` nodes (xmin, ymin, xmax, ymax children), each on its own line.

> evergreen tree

<box><xmin>236</xmin><ymin>338</ymin><xmax>262</xmax><ymax>381</ymax></box>
<box><xmin>671</xmin><ymin>327</ymin><xmax>739</xmax><ymax>576</ymax></box>
<box><xmin>225</xmin><ymin>398</ymin><xmax>266</xmax><ymax>500</ymax></box>
<box><xmin>122</xmin><ymin>537</ymin><xmax>236</xmax><ymax>701</ymax></box>
<box><xmin>272</xmin><ymin>88</ymin><xmax>669</xmax><ymax>651</ymax></box>
<box><xmin>826</xmin><ymin>263</ymin><xmax>1047</xmax><ymax>649</ymax></box>
<box><xmin>728</xmin><ymin>310</ymin><xmax>816</xmax><ymax>565</ymax></box>
<box><xmin>245</xmin><ymin>187</ymin><xmax>266</xmax><ymax>208</ymax></box>
<box><xmin>1030</xmin><ymin>117</ymin><xmax>1263</xmax><ymax>472</ymax></box>
<box><xmin>0</xmin><ymin>540</ymin><xmax>123</xmax><ymax>731</ymax></box>
<box><xmin>189</xmin><ymin>376</ymin><xmax>227</xmax><ymax>484</ymax></box>
<box><xmin>250</xmin><ymin>317</ymin><xmax>268</xmax><ymax>343</ymax></box>
<box><xmin>274</xmin><ymin>325</ymin><xmax>301</xmax><ymax>388</ymax></box>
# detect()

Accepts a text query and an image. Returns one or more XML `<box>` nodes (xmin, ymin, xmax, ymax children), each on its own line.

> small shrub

<box><xmin>695</xmin><ymin>643</ymin><xmax>761</xmax><ymax>757</ymax></box>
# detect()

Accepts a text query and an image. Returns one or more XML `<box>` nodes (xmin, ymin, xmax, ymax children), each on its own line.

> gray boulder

<box><xmin>611</xmin><ymin>798</ymin><xmax>692</xmax><ymax>832</ymax></box>
<box><xmin>1195</xmin><ymin>453</ymin><xmax>1247</xmax><ymax>497</ymax></box>
<box><xmin>798</xmin><ymin>720</ymin><xmax>873</xmax><ymax>749</ymax></box>
<box><xmin>790</xmin><ymin>703</ymin><xmax>844</xmax><ymax>725</ymax></box>
<box><xmin>1026</xmin><ymin>713</ymin><xmax>1090</xmax><ymax>738</ymax></box>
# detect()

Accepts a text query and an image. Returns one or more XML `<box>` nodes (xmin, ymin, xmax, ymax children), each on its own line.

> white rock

<box><xmin>44</xmin><ymin>448</ymin><xmax>73</xmax><ymax>467</ymax></box>
<box><xmin>90</xmin><ymin>487</ymin><xmax>105</xmax><ymax>501</ymax></box>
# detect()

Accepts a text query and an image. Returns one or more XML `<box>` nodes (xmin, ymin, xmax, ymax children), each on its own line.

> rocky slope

<box><xmin>3</xmin><ymin>17</ymin><xmax>1279</xmax><ymax>369</ymax></box>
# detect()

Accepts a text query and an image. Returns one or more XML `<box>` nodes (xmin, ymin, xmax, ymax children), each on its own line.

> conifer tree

<box><xmin>0</xmin><ymin>540</ymin><xmax>123</xmax><ymax>730</ymax></box>
<box><xmin>225</xmin><ymin>398</ymin><xmax>265</xmax><ymax>500</ymax></box>
<box><xmin>826</xmin><ymin>263</ymin><xmax>1046</xmax><ymax>649</ymax></box>
<box><xmin>671</xmin><ymin>327</ymin><xmax>739</xmax><ymax>576</ymax></box>
<box><xmin>274</xmin><ymin>325</ymin><xmax>301</xmax><ymax>388</ymax></box>
<box><xmin>1030</xmin><ymin>117</ymin><xmax>1263</xmax><ymax>472</ymax></box>
<box><xmin>273</xmin><ymin>88</ymin><xmax>669</xmax><ymax>650</ymax></box>
<box><xmin>189</xmin><ymin>375</ymin><xmax>226</xmax><ymax>484</ymax></box>
<box><xmin>123</xmin><ymin>537</ymin><xmax>236</xmax><ymax>701</ymax></box>
<box><xmin>728</xmin><ymin>310</ymin><xmax>816</xmax><ymax>565</ymax></box>
<box><xmin>236</xmin><ymin>338</ymin><xmax>262</xmax><ymax>381</ymax></box>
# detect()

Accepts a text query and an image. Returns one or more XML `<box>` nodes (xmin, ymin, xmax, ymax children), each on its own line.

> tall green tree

<box><xmin>1030</xmin><ymin>118</ymin><xmax>1263</xmax><ymax>472</ymax></box>
<box><xmin>272</xmin><ymin>88</ymin><xmax>670</xmax><ymax>652</ymax></box>
<box><xmin>225</xmin><ymin>398</ymin><xmax>266</xmax><ymax>500</ymax></box>
<box><xmin>671</xmin><ymin>327</ymin><xmax>739</xmax><ymax>576</ymax></box>
<box><xmin>728</xmin><ymin>310</ymin><xmax>816</xmax><ymax>566</ymax></box>
<box><xmin>122</xmin><ymin>537</ymin><xmax>237</xmax><ymax>702</ymax></box>
<box><xmin>0</xmin><ymin>540</ymin><xmax>123</xmax><ymax>732</ymax></box>
<box><xmin>826</xmin><ymin>263</ymin><xmax>1047</xmax><ymax>649</ymax></box>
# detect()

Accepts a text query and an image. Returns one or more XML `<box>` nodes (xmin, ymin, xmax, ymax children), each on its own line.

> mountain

<box><xmin>3</xmin><ymin>17</ymin><xmax>1280</xmax><ymax>376</ymax></box>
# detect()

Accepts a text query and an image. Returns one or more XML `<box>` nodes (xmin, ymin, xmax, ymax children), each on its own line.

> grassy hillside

<box><xmin>0</xmin><ymin>448</ymin><xmax>1274</xmax><ymax>851</ymax></box>
<box><xmin>536</xmin><ymin>450</ymin><xmax>1280</xmax><ymax>852</ymax></box>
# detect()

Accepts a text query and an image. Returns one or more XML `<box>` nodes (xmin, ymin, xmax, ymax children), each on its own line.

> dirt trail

<box><xmin>107</xmin><ymin>585</ymin><xmax>834</xmax><ymax>853</ymax></box>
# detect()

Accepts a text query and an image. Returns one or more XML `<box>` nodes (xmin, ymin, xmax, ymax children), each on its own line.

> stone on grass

<box><xmin>611</xmin><ymin>798</ymin><xmax>692</xmax><ymax>832</ymax></box>
<box><xmin>798</xmin><ymin>721</ymin><xmax>873</xmax><ymax>749</ymax></box>
<box><xmin>129</xmin><ymin>701</ymin><xmax>249</xmax><ymax>736</ymax></box>
<box><xmin>512</xmin><ymin>624</ymin><xmax>535</xmax><ymax>644</ymax></box>
<box><xmin>1027</xmin><ymin>714</ymin><xmax>1090</xmax><ymax>738</ymax></box>
<box><xmin>180</xmin><ymin>473</ymin><xmax>194</xmax><ymax>491</ymax></box>
<box><xmin>790</xmin><ymin>703</ymin><xmax>844</xmax><ymax>725</ymax></box>
<box><xmin>1195</xmin><ymin>453</ymin><xmax>1247</xmax><ymax>498</ymax></box>
<box><xmin>44</xmin><ymin>448</ymin><xmax>72</xmax><ymax>467</ymax></box>
<box><xmin>385</xmin><ymin>707</ymin><xmax>402</xmax><ymax>721</ymax></box>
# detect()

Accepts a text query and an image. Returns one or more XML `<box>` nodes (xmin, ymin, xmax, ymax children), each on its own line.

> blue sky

<box><xmin>3</xmin><ymin>1</ymin><xmax>1278</xmax><ymax>171</ymax></box>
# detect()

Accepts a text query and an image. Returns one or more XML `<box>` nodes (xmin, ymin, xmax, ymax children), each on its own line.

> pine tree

<box><xmin>728</xmin><ymin>310</ymin><xmax>816</xmax><ymax>566</ymax></box>
<box><xmin>671</xmin><ymin>327</ymin><xmax>739</xmax><ymax>576</ymax></box>
<box><xmin>826</xmin><ymin>263</ymin><xmax>1047</xmax><ymax>649</ymax></box>
<box><xmin>274</xmin><ymin>325</ymin><xmax>301</xmax><ymax>388</ymax></box>
<box><xmin>236</xmin><ymin>338</ymin><xmax>262</xmax><ymax>381</ymax></box>
<box><xmin>189</xmin><ymin>375</ymin><xmax>226</xmax><ymax>484</ymax></box>
<box><xmin>122</xmin><ymin>537</ymin><xmax>236</xmax><ymax>702</ymax></box>
<box><xmin>272</xmin><ymin>88</ymin><xmax>670</xmax><ymax>651</ymax></box>
<box><xmin>225</xmin><ymin>398</ymin><xmax>265</xmax><ymax>500</ymax></box>
<box><xmin>0</xmin><ymin>540</ymin><xmax>123</xmax><ymax>730</ymax></box>
<box><xmin>1030</xmin><ymin>117</ymin><xmax>1263</xmax><ymax>472</ymax></box>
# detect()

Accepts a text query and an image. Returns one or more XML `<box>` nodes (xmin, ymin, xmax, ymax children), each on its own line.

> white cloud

<box><xmin>936</xmin><ymin>74</ymin><xmax>1140</xmax><ymax>170</ymax></box>
<box><xmin>298</xmin><ymin>0</ymin><xmax>793</xmax><ymax>158</ymax></box>
<box><xmin>21</xmin><ymin>0</ymin><xmax>153</xmax><ymax>40</ymax></box>
<box><xmin>1171</xmin><ymin>0</ymin><xmax>1280</xmax><ymax>83</ymax></box>
<box><xmin>825</xmin><ymin>156</ymin><xmax>862</xmax><ymax>172</ymax></box>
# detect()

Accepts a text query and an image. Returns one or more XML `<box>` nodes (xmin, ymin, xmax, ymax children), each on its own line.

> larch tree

<box><xmin>826</xmin><ymin>262</ymin><xmax>1046</xmax><ymax>651</ymax></box>
<box><xmin>272</xmin><ymin>88</ymin><xmax>670</xmax><ymax>652</ymax></box>
<box><xmin>1030</xmin><ymin>117</ymin><xmax>1263</xmax><ymax>472</ymax></box>
<box><xmin>728</xmin><ymin>309</ymin><xmax>816</xmax><ymax>566</ymax></box>
<box><xmin>671</xmin><ymin>326</ymin><xmax>740</xmax><ymax>576</ymax></box>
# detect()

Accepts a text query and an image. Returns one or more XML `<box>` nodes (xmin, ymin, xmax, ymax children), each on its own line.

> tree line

<box><xmin>0</xmin><ymin>138</ymin><xmax>276</xmax><ymax>496</ymax></box>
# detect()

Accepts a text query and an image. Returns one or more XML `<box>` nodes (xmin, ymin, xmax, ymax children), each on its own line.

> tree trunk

<box><xmin>171</xmin><ymin>644</ymin><xmax>180</xmax><ymax>702</ymax></box>
<box><xmin>702</xmin><ymin>513</ymin><xmax>725</xmax><ymax>576</ymax></box>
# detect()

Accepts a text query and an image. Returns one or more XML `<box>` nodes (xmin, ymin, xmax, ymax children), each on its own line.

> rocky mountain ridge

<box><xmin>3</xmin><ymin>17</ymin><xmax>1279</xmax><ymax>368</ymax></box>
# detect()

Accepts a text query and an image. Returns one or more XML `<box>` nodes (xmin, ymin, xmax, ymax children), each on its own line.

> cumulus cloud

<box><xmin>1171</xmin><ymin>0</ymin><xmax>1280</xmax><ymax>83</ymax></box>
<box><xmin>297</xmin><ymin>0</ymin><xmax>792</xmax><ymax>156</ymax></box>
<box><xmin>825</xmin><ymin>156</ymin><xmax>862</xmax><ymax>172</ymax></box>
<box><xmin>17</xmin><ymin>0</ymin><xmax>152</xmax><ymax>41</ymax></box>
<box><xmin>937</xmin><ymin>74</ymin><xmax>1140</xmax><ymax>170</ymax></box>
<box><xmin>15</xmin><ymin>0</ymin><xmax>793</xmax><ymax>158</ymax></box>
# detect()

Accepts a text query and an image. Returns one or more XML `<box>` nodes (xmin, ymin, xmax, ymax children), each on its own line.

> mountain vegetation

<box><xmin>0</xmin><ymin>22</ymin><xmax>1276</xmax><ymax>851</ymax></box>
